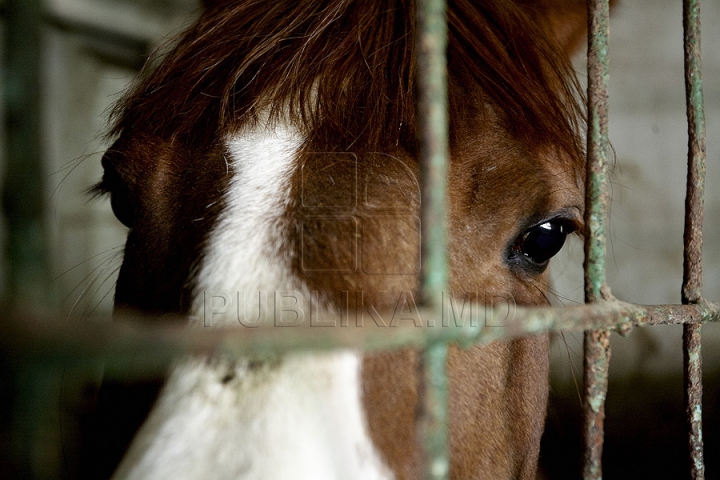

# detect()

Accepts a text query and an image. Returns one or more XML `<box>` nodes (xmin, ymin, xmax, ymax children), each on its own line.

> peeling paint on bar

<box><xmin>584</xmin><ymin>0</ymin><xmax>611</xmax><ymax>304</ymax></box>
<box><xmin>3</xmin><ymin>300</ymin><xmax>719</xmax><ymax>374</ymax></box>
<box><xmin>682</xmin><ymin>0</ymin><xmax>707</xmax><ymax>478</ymax></box>
<box><xmin>684</xmin><ymin>323</ymin><xmax>704</xmax><ymax>479</ymax></box>
<box><xmin>416</xmin><ymin>0</ymin><xmax>450</xmax><ymax>477</ymax></box>
<box><xmin>583</xmin><ymin>1</ymin><xmax>612</xmax><ymax>479</ymax></box>
<box><xmin>682</xmin><ymin>0</ymin><xmax>706</xmax><ymax>307</ymax></box>
<box><xmin>583</xmin><ymin>330</ymin><xmax>611</xmax><ymax>480</ymax></box>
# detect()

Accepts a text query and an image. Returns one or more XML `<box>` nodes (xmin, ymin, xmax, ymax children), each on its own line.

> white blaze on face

<box><xmin>112</xmin><ymin>121</ymin><xmax>393</xmax><ymax>480</ymax></box>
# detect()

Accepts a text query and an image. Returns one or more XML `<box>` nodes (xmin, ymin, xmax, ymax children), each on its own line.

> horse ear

<box><xmin>526</xmin><ymin>0</ymin><xmax>618</xmax><ymax>57</ymax></box>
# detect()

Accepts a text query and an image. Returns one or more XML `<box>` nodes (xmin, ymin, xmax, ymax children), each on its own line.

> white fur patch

<box><xmin>113</xmin><ymin>121</ymin><xmax>393</xmax><ymax>480</ymax></box>
<box><xmin>194</xmin><ymin>120</ymin><xmax>303</xmax><ymax>317</ymax></box>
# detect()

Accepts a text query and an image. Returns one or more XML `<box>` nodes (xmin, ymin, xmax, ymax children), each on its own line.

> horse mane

<box><xmin>110</xmin><ymin>0</ymin><xmax>584</xmax><ymax>161</ymax></box>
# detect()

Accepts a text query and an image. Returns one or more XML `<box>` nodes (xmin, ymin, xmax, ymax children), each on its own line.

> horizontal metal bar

<box><xmin>2</xmin><ymin>300</ymin><xmax>718</xmax><ymax>373</ymax></box>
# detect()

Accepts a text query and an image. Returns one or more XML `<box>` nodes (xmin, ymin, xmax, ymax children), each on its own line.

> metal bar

<box><xmin>3</xmin><ymin>300</ymin><xmax>719</xmax><ymax>373</ymax></box>
<box><xmin>682</xmin><ymin>0</ymin><xmax>706</xmax><ymax>477</ymax></box>
<box><xmin>416</xmin><ymin>0</ymin><xmax>450</xmax><ymax>477</ymax></box>
<box><xmin>582</xmin><ymin>0</ymin><xmax>612</xmax><ymax>478</ymax></box>
<box><xmin>582</xmin><ymin>329</ymin><xmax>611</xmax><ymax>480</ymax></box>
<box><xmin>684</xmin><ymin>323</ymin><xmax>704</xmax><ymax>479</ymax></box>
<box><xmin>417</xmin><ymin>0</ymin><xmax>449</xmax><ymax>307</ymax></box>
<box><xmin>682</xmin><ymin>1</ymin><xmax>706</xmax><ymax>306</ymax></box>
<box><xmin>2</xmin><ymin>0</ymin><xmax>50</xmax><ymax>306</ymax></box>
<box><xmin>584</xmin><ymin>3</ymin><xmax>611</xmax><ymax>303</ymax></box>
<box><xmin>418</xmin><ymin>343</ymin><xmax>450</xmax><ymax>479</ymax></box>
<box><xmin>3</xmin><ymin>2</ymin><xmax>57</xmax><ymax>478</ymax></box>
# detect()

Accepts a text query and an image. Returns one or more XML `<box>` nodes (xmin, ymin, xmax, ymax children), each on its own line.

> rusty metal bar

<box><xmin>684</xmin><ymin>323</ymin><xmax>704</xmax><ymax>479</ymax></box>
<box><xmin>3</xmin><ymin>300</ymin><xmax>719</xmax><ymax>374</ymax></box>
<box><xmin>682</xmin><ymin>0</ymin><xmax>706</xmax><ymax>477</ymax></box>
<box><xmin>582</xmin><ymin>0</ymin><xmax>612</xmax><ymax>478</ymax></box>
<box><xmin>682</xmin><ymin>1</ymin><xmax>706</xmax><ymax>307</ymax></box>
<box><xmin>584</xmin><ymin>4</ymin><xmax>611</xmax><ymax>303</ymax></box>
<box><xmin>583</xmin><ymin>329</ymin><xmax>611</xmax><ymax>480</ymax></box>
<box><xmin>416</xmin><ymin>0</ymin><xmax>450</xmax><ymax>477</ymax></box>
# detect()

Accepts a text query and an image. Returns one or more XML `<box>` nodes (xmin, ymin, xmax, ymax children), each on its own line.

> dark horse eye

<box><xmin>514</xmin><ymin>220</ymin><xmax>575</xmax><ymax>267</ymax></box>
<box><xmin>95</xmin><ymin>155</ymin><xmax>135</xmax><ymax>229</ymax></box>
<box><xmin>109</xmin><ymin>183</ymin><xmax>134</xmax><ymax>229</ymax></box>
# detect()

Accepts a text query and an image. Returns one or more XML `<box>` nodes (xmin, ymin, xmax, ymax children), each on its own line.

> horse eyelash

<box><xmin>86</xmin><ymin>180</ymin><xmax>111</xmax><ymax>198</ymax></box>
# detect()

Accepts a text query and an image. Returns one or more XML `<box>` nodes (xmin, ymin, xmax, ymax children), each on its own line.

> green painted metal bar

<box><xmin>417</xmin><ymin>0</ymin><xmax>449</xmax><ymax>307</ymax></box>
<box><xmin>4</xmin><ymin>300</ymin><xmax>720</xmax><ymax>374</ymax></box>
<box><xmin>684</xmin><ymin>323</ymin><xmax>704</xmax><ymax>479</ymax></box>
<box><xmin>416</xmin><ymin>0</ymin><xmax>450</xmax><ymax>477</ymax></box>
<box><xmin>418</xmin><ymin>343</ymin><xmax>450</xmax><ymax>479</ymax></box>
<box><xmin>582</xmin><ymin>329</ymin><xmax>611</xmax><ymax>480</ymax></box>
<box><xmin>682</xmin><ymin>0</ymin><xmax>706</xmax><ymax>478</ymax></box>
<box><xmin>584</xmin><ymin>1</ymin><xmax>611</xmax><ymax>303</ymax></box>
<box><xmin>2</xmin><ymin>0</ymin><xmax>50</xmax><ymax>307</ymax></box>
<box><xmin>582</xmin><ymin>0</ymin><xmax>612</xmax><ymax>478</ymax></box>
<box><xmin>682</xmin><ymin>1</ymin><xmax>706</xmax><ymax>307</ymax></box>
<box><xmin>3</xmin><ymin>2</ymin><xmax>57</xmax><ymax>479</ymax></box>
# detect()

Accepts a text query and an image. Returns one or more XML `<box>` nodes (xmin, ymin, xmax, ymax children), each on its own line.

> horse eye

<box><xmin>516</xmin><ymin>220</ymin><xmax>574</xmax><ymax>266</ymax></box>
<box><xmin>96</xmin><ymin>158</ymin><xmax>135</xmax><ymax>229</ymax></box>
<box><xmin>110</xmin><ymin>184</ymin><xmax>134</xmax><ymax>228</ymax></box>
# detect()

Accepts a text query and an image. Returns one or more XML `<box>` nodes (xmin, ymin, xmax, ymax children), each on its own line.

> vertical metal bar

<box><xmin>417</xmin><ymin>0</ymin><xmax>449</xmax><ymax>305</ymax></box>
<box><xmin>418</xmin><ymin>343</ymin><xmax>450</xmax><ymax>479</ymax></box>
<box><xmin>416</xmin><ymin>0</ymin><xmax>449</xmax><ymax>478</ymax></box>
<box><xmin>684</xmin><ymin>324</ymin><xmax>704</xmax><ymax>479</ymax></box>
<box><xmin>582</xmin><ymin>329</ymin><xmax>611</xmax><ymax>480</ymax></box>
<box><xmin>2</xmin><ymin>0</ymin><xmax>50</xmax><ymax>306</ymax></box>
<box><xmin>3</xmin><ymin>3</ymin><xmax>58</xmax><ymax>478</ymax></box>
<box><xmin>582</xmin><ymin>0</ymin><xmax>612</xmax><ymax>479</ymax></box>
<box><xmin>682</xmin><ymin>2</ymin><xmax>705</xmax><ymax>307</ymax></box>
<box><xmin>682</xmin><ymin>0</ymin><xmax>706</xmax><ymax>478</ymax></box>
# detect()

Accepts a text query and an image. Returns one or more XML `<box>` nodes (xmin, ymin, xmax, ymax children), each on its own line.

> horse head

<box><xmin>90</xmin><ymin>1</ymin><xmax>592</xmax><ymax>478</ymax></box>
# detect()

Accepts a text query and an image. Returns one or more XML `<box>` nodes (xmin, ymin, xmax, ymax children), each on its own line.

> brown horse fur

<box><xmin>88</xmin><ymin>1</ymin><xmax>594</xmax><ymax>478</ymax></box>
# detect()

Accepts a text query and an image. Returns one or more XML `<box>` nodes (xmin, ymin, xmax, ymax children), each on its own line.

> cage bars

<box><xmin>582</xmin><ymin>0</ymin><xmax>612</xmax><ymax>478</ymax></box>
<box><xmin>2</xmin><ymin>2</ymin><xmax>56</xmax><ymax>477</ymax></box>
<box><xmin>416</xmin><ymin>0</ymin><xmax>450</xmax><ymax>477</ymax></box>
<box><xmin>1</xmin><ymin>301</ymin><xmax>718</xmax><ymax>372</ymax></box>
<box><xmin>2</xmin><ymin>0</ymin><xmax>49</xmax><ymax>306</ymax></box>
<box><xmin>0</xmin><ymin>0</ymin><xmax>718</xmax><ymax>478</ymax></box>
<box><xmin>682</xmin><ymin>0</ymin><xmax>707</xmax><ymax>478</ymax></box>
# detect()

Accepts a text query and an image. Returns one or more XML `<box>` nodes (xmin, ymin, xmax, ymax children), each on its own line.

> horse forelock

<box><xmin>109</xmin><ymin>0</ymin><xmax>584</xmax><ymax>168</ymax></box>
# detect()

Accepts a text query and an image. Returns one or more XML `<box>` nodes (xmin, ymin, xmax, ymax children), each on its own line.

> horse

<box><xmin>85</xmin><ymin>0</ymin><xmax>589</xmax><ymax>478</ymax></box>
